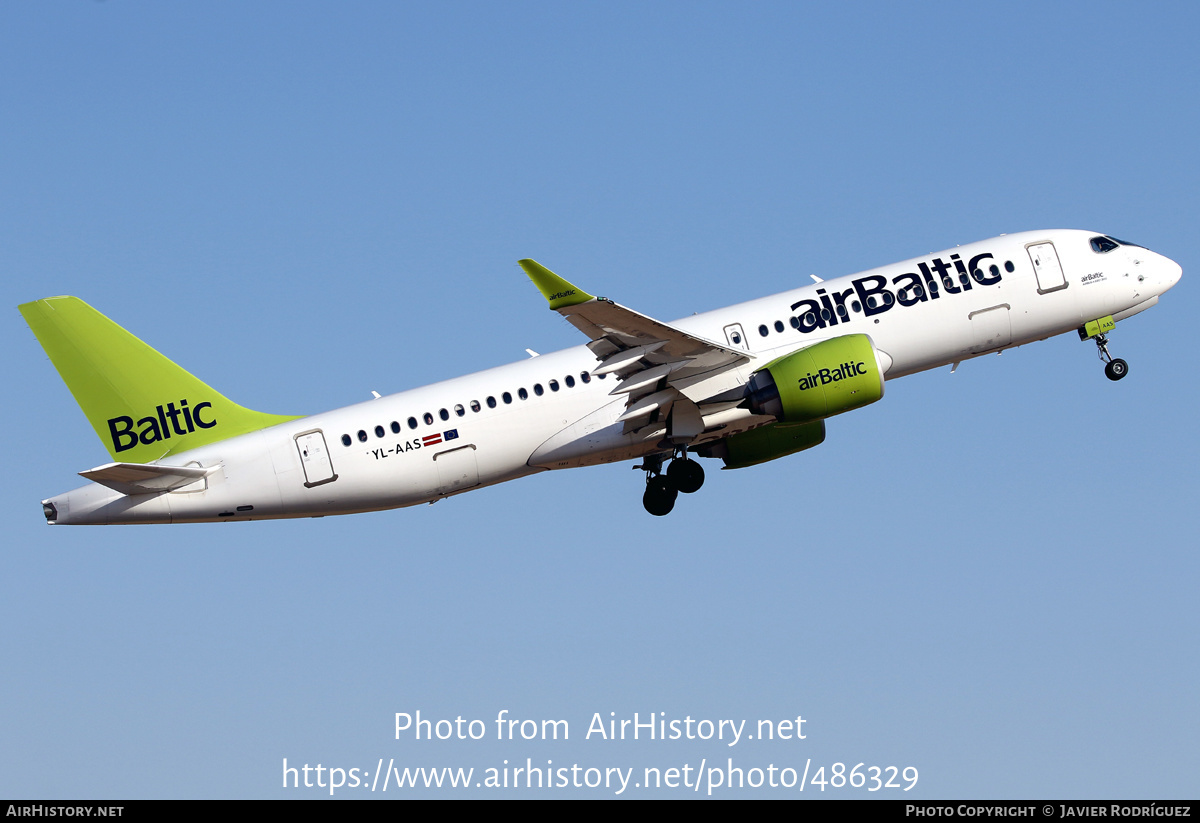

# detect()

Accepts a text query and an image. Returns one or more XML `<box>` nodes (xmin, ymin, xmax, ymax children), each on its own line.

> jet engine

<box><xmin>744</xmin><ymin>333</ymin><xmax>885</xmax><ymax>423</ymax></box>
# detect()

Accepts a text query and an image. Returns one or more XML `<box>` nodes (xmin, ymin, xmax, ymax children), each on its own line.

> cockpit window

<box><xmin>1093</xmin><ymin>235</ymin><xmax>1146</xmax><ymax>252</ymax></box>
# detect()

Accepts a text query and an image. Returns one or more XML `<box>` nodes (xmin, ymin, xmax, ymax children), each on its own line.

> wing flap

<box><xmin>594</xmin><ymin>342</ymin><xmax>668</xmax><ymax>375</ymax></box>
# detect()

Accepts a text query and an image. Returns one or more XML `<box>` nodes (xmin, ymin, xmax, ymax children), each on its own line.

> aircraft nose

<box><xmin>1165</xmin><ymin>256</ymin><xmax>1183</xmax><ymax>288</ymax></box>
<box><xmin>1152</xmin><ymin>251</ymin><xmax>1183</xmax><ymax>293</ymax></box>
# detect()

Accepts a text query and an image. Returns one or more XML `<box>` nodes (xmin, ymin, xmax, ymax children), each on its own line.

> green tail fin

<box><xmin>19</xmin><ymin>296</ymin><xmax>301</xmax><ymax>463</ymax></box>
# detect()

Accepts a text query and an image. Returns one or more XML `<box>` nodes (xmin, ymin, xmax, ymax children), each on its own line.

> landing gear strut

<box><xmin>637</xmin><ymin>449</ymin><xmax>706</xmax><ymax>516</ymax></box>
<box><xmin>1093</xmin><ymin>333</ymin><xmax>1128</xmax><ymax>381</ymax></box>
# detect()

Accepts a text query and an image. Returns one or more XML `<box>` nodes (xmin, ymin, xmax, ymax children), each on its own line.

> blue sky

<box><xmin>2</xmin><ymin>1</ymin><xmax>1197</xmax><ymax>798</ymax></box>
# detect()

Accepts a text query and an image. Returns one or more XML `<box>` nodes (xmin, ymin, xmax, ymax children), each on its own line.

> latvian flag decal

<box><xmin>423</xmin><ymin>429</ymin><xmax>459</xmax><ymax>448</ymax></box>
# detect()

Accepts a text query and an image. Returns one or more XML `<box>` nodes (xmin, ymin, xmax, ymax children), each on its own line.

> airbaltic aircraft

<box><xmin>21</xmin><ymin>230</ymin><xmax>1181</xmax><ymax>524</ymax></box>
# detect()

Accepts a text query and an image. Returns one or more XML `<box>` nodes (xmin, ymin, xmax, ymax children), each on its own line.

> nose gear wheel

<box><xmin>1093</xmin><ymin>333</ymin><xmax>1129</xmax><ymax>381</ymax></box>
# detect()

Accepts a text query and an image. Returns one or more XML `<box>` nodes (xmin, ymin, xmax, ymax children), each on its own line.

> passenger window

<box><xmin>390</xmin><ymin>421</ymin><xmax>401</xmax><ymax>434</ymax></box>
<box><xmin>423</xmin><ymin>412</ymin><xmax>434</xmax><ymax>425</ymax></box>
<box><xmin>518</xmin><ymin>388</ymin><xmax>528</xmax><ymax>400</ymax></box>
<box><xmin>774</xmin><ymin>320</ymin><xmax>784</xmax><ymax>333</ymax></box>
<box><xmin>439</xmin><ymin>408</ymin><xmax>449</xmax><ymax>421</ymax></box>
<box><xmin>357</xmin><ymin>430</ymin><xmax>368</xmax><ymax>443</ymax></box>
<box><xmin>470</xmin><ymin>400</ymin><xmax>481</xmax><ymax>412</ymax></box>
<box><xmin>407</xmin><ymin>417</ymin><xmax>417</xmax><ymax>430</ymax></box>
<box><xmin>454</xmin><ymin>404</ymin><xmax>465</xmax><ymax>417</ymax></box>
<box><xmin>565</xmin><ymin>375</ymin><xmax>576</xmax><ymax>388</ymax></box>
<box><xmin>487</xmin><ymin>396</ymin><xmax>497</xmax><ymax>409</ymax></box>
<box><xmin>341</xmin><ymin>434</ymin><xmax>352</xmax><ymax>447</ymax></box>
<box><xmin>374</xmin><ymin>425</ymin><xmax>385</xmax><ymax>438</ymax></box>
<box><xmin>758</xmin><ymin>324</ymin><xmax>769</xmax><ymax>337</ymax></box>
<box><xmin>534</xmin><ymin>383</ymin><xmax>544</xmax><ymax>396</ymax></box>
<box><xmin>550</xmin><ymin>379</ymin><xmax>559</xmax><ymax>392</ymax></box>
<box><xmin>580</xmin><ymin>372</ymin><xmax>591</xmax><ymax>384</ymax></box>
<box><xmin>503</xmin><ymin>392</ymin><xmax>512</xmax><ymax>404</ymax></box>
<box><xmin>1005</xmin><ymin>260</ymin><xmax>1015</xmax><ymax>272</ymax></box>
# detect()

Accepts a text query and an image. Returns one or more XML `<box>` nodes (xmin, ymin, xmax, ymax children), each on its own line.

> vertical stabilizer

<box><xmin>19</xmin><ymin>296</ymin><xmax>301</xmax><ymax>463</ymax></box>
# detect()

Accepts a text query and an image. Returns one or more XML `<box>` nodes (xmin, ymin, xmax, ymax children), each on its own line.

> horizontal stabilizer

<box><xmin>79</xmin><ymin>462</ymin><xmax>213</xmax><ymax>495</ymax></box>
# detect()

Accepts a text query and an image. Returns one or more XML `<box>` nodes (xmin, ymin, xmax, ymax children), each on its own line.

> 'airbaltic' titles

<box><xmin>108</xmin><ymin>399</ymin><xmax>215</xmax><ymax>453</ymax></box>
<box><xmin>797</xmin><ymin>360</ymin><xmax>867</xmax><ymax>391</ymax></box>
<box><xmin>789</xmin><ymin>250</ymin><xmax>1004</xmax><ymax>333</ymax></box>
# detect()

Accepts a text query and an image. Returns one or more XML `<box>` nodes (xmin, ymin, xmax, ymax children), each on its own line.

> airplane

<box><xmin>20</xmin><ymin>229</ymin><xmax>1181</xmax><ymax>524</ymax></box>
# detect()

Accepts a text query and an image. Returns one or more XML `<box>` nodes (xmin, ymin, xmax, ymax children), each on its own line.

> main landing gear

<box><xmin>1093</xmin><ymin>333</ymin><xmax>1129</xmax><ymax>381</ymax></box>
<box><xmin>638</xmin><ymin>450</ymin><xmax>705</xmax><ymax>516</ymax></box>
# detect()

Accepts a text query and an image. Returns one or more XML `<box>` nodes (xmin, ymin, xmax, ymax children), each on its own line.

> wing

<box><xmin>520</xmin><ymin>259</ymin><xmax>753</xmax><ymax>438</ymax></box>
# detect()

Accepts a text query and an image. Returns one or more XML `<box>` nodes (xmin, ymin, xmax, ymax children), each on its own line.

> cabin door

<box><xmin>1027</xmin><ymin>242</ymin><xmax>1067</xmax><ymax>293</ymax></box>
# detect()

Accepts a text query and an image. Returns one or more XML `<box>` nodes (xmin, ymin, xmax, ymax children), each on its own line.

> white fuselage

<box><xmin>45</xmin><ymin>230</ymin><xmax>1182</xmax><ymax>524</ymax></box>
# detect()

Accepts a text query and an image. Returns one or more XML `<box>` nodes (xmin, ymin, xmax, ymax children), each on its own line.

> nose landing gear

<box><xmin>1080</xmin><ymin>317</ymin><xmax>1128</xmax><ymax>381</ymax></box>
<box><xmin>637</xmin><ymin>449</ymin><xmax>706</xmax><ymax>516</ymax></box>
<box><xmin>1094</xmin><ymin>333</ymin><xmax>1128</xmax><ymax>381</ymax></box>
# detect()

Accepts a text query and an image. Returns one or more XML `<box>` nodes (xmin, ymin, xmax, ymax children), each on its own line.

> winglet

<box><xmin>519</xmin><ymin>259</ymin><xmax>594</xmax><ymax>310</ymax></box>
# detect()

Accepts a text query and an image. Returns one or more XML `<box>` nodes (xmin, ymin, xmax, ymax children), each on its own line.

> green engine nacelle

<box><xmin>699</xmin><ymin>334</ymin><xmax>885</xmax><ymax>469</ymax></box>
<box><xmin>744</xmin><ymin>333</ymin><xmax>885</xmax><ymax>423</ymax></box>
<box><xmin>698</xmin><ymin>420</ymin><xmax>826</xmax><ymax>470</ymax></box>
